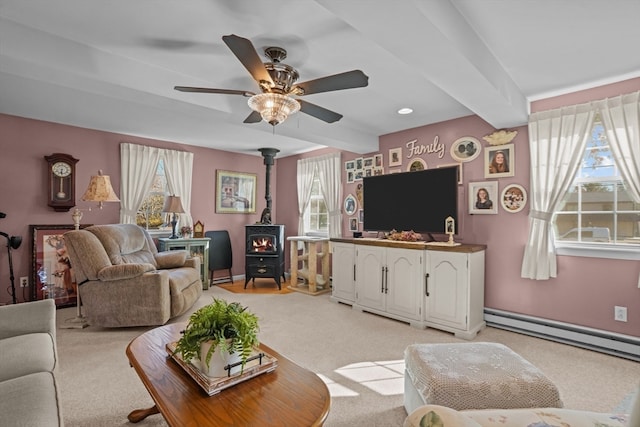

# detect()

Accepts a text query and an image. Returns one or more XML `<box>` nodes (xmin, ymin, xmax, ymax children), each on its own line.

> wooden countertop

<box><xmin>330</xmin><ymin>237</ymin><xmax>486</xmax><ymax>253</ymax></box>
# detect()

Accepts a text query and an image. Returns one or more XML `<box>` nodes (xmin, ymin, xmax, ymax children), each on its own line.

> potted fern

<box><xmin>173</xmin><ymin>298</ymin><xmax>260</xmax><ymax>377</ymax></box>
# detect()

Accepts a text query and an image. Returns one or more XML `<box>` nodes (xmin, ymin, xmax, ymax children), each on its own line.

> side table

<box><xmin>158</xmin><ymin>237</ymin><xmax>210</xmax><ymax>289</ymax></box>
<box><xmin>287</xmin><ymin>236</ymin><xmax>330</xmax><ymax>295</ymax></box>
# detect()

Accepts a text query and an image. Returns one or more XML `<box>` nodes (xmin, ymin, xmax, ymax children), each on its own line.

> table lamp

<box><xmin>163</xmin><ymin>195</ymin><xmax>185</xmax><ymax>239</ymax></box>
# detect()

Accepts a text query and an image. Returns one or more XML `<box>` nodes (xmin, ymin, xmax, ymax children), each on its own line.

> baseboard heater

<box><xmin>484</xmin><ymin>308</ymin><xmax>640</xmax><ymax>362</ymax></box>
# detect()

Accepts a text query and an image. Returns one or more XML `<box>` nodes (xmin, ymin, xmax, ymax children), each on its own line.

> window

<box><xmin>304</xmin><ymin>174</ymin><xmax>328</xmax><ymax>235</ymax></box>
<box><xmin>554</xmin><ymin>120</ymin><xmax>640</xmax><ymax>247</ymax></box>
<box><xmin>135</xmin><ymin>159</ymin><xmax>168</xmax><ymax>229</ymax></box>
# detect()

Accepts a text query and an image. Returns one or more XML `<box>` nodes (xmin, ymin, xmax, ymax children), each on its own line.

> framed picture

<box><xmin>358</xmin><ymin>209</ymin><xmax>364</xmax><ymax>223</ymax></box>
<box><xmin>363</xmin><ymin>157</ymin><xmax>374</xmax><ymax>168</ymax></box>
<box><xmin>30</xmin><ymin>224</ymin><xmax>91</xmax><ymax>308</ymax></box>
<box><xmin>485</xmin><ymin>143</ymin><xmax>515</xmax><ymax>178</ymax></box>
<box><xmin>373</xmin><ymin>153</ymin><xmax>383</xmax><ymax>168</ymax></box>
<box><xmin>373</xmin><ymin>167</ymin><xmax>384</xmax><ymax>176</ymax></box>
<box><xmin>407</xmin><ymin>158</ymin><xmax>427</xmax><ymax>172</ymax></box>
<box><xmin>450</xmin><ymin>136</ymin><xmax>481</xmax><ymax>162</ymax></box>
<box><xmin>216</xmin><ymin>170</ymin><xmax>257</xmax><ymax>214</ymax></box>
<box><xmin>355</xmin><ymin>157</ymin><xmax>364</xmax><ymax>171</ymax></box>
<box><xmin>346</xmin><ymin>170</ymin><xmax>355</xmax><ymax>184</ymax></box>
<box><xmin>437</xmin><ymin>163</ymin><xmax>463</xmax><ymax>185</ymax></box>
<box><xmin>344</xmin><ymin>194</ymin><xmax>357</xmax><ymax>216</ymax></box>
<box><xmin>345</xmin><ymin>160</ymin><xmax>355</xmax><ymax>171</ymax></box>
<box><xmin>501</xmin><ymin>184</ymin><xmax>528</xmax><ymax>213</ymax></box>
<box><xmin>468</xmin><ymin>181</ymin><xmax>498</xmax><ymax>214</ymax></box>
<box><xmin>389</xmin><ymin>147</ymin><xmax>402</xmax><ymax>167</ymax></box>
<box><xmin>349</xmin><ymin>217</ymin><xmax>359</xmax><ymax>232</ymax></box>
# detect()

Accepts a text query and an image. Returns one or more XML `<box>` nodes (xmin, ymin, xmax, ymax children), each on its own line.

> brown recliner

<box><xmin>64</xmin><ymin>224</ymin><xmax>202</xmax><ymax>327</ymax></box>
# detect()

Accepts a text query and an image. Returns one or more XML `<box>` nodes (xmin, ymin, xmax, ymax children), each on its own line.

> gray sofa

<box><xmin>64</xmin><ymin>224</ymin><xmax>202</xmax><ymax>328</ymax></box>
<box><xmin>0</xmin><ymin>299</ymin><xmax>64</xmax><ymax>426</ymax></box>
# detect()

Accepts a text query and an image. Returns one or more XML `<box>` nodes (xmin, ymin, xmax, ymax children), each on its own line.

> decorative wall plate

<box><xmin>344</xmin><ymin>194</ymin><xmax>357</xmax><ymax>216</ymax></box>
<box><xmin>406</xmin><ymin>158</ymin><xmax>427</xmax><ymax>171</ymax></box>
<box><xmin>450</xmin><ymin>137</ymin><xmax>481</xmax><ymax>162</ymax></box>
<box><xmin>501</xmin><ymin>184</ymin><xmax>527</xmax><ymax>213</ymax></box>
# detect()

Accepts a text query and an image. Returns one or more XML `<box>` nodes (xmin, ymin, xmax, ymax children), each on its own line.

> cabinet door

<box><xmin>426</xmin><ymin>251</ymin><xmax>468</xmax><ymax>329</ymax></box>
<box><xmin>355</xmin><ymin>245</ymin><xmax>385</xmax><ymax>311</ymax></box>
<box><xmin>385</xmin><ymin>248</ymin><xmax>424</xmax><ymax>320</ymax></box>
<box><xmin>331</xmin><ymin>243</ymin><xmax>355</xmax><ymax>302</ymax></box>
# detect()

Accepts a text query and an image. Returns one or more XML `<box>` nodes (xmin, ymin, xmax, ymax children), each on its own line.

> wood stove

<box><xmin>244</xmin><ymin>224</ymin><xmax>285</xmax><ymax>289</ymax></box>
<box><xmin>244</xmin><ymin>148</ymin><xmax>285</xmax><ymax>289</ymax></box>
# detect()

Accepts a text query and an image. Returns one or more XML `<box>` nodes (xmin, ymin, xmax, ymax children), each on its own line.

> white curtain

<box><xmin>595</xmin><ymin>91</ymin><xmax>640</xmax><ymax>202</ymax></box>
<box><xmin>296</xmin><ymin>158</ymin><xmax>315</xmax><ymax>235</ymax></box>
<box><xmin>120</xmin><ymin>142</ymin><xmax>193</xmax><ymax>227</ymax></box>
<box><xmin>120</xmin><ymin>143</ymin><xmax>161</xmax><ymax>224</ymax></box>
<box><xmin>163</xmin><ymin>149</ymin><xmax>194</xmax><ymax>228</ymax></box>
<box><xmin>316</xmin><ymin>153</ymin><xmax>343</xmax><ymax>238</ymax></box>
<box><xmin>521</xmin><ymin>104</ymin><xmax>595</xmax><ymax>280</ymax></box>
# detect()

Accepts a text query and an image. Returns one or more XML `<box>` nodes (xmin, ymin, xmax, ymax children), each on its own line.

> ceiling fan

<box><xmin>174</xmin><ymin>34</ymin><xmax>369</xmax><ymax>126</ymax></box>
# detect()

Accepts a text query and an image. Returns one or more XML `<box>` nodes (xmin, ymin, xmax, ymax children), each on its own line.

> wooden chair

<box><xmin>205</xmin><ymin>230</ymin><xmax>233</xmax><ymax>285</ymax></box>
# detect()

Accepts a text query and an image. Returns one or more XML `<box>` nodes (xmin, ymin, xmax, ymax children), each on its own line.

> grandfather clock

<box><xmin>45</xmin><ymin>153</ymin><xmax>79</xmax><ymax>212</ymax></box>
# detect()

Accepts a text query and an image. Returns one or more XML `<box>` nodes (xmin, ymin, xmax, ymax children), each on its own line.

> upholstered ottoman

<box><xmin>404</xmin><ymin>342</ymin><xmax>563</xmax><ymax>413</ymax></box>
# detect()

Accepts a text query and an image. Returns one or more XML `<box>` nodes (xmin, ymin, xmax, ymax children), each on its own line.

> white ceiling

<box><xmin>2</xmin><ymin>0</ymin><xmax>639</xmax><ymax>158</ymax></box>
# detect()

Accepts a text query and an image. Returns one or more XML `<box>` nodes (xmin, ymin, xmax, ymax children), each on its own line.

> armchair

<box><xmin>64</xmin><ymin>224</ymin><xmax>202</xmax><ymax>327</ymax></box>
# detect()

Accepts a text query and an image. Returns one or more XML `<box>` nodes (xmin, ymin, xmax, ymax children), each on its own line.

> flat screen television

<box><xmin>363</xmin><ymin>166</ymin><xmax>459</xmax><ymax>239</ymax></box>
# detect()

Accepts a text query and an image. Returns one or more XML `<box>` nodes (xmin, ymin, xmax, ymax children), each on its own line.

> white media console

<box><xmin>330</xmin><ymin>238</ymin><xmax>486</xmax><ymax>340</ymax></box>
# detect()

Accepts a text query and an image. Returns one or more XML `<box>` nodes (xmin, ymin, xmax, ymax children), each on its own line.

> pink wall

<box><xmin>0</xmin><ymin>114</ymin><xmax>274</xmax><ymax>302</ymax></box>
<box><xmin>2</xmin><ymin>76</ymin><xmax>639</xmax><ymax>339</ymax></box>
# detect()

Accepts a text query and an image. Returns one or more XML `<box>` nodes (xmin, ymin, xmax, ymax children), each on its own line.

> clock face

<box><xmin>52</xmin><ymin>162</ymin><xmax>72</xmax><ymax>177</ymax></box>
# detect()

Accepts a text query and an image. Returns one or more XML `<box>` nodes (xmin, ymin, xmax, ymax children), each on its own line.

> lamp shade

<box><xmin>81</xmin><ymin>170</ymin><xmax>120</xmax><ymax>206</ymax></box>
<box><xmin>163</xmin><ymin>195</ymin><xmax>185</xmax><ymax>214</ymax></box>
<box><xmin>248</xmin><ymin>93</ymin><xmax>300</xmax><ymax>126</ymax></box>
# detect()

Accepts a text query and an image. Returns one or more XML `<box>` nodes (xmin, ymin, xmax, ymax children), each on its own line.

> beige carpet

<box><xmin>54</xmin><ymin>287</ymin><xmax>640</xmax><ymax>426</ymax></box>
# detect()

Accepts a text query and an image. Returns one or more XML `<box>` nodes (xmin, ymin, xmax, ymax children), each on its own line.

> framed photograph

<box><xmin>345</xmin><ymin>160</ymin><xmax>355</xmax><ymax>171</ymax></box>
<box><xmin>349</xmin><ymin>217</ymin><xmax>359</xmax><ymax>232</ymax></box>
<box><xmin>437</xmin><ymin>163</ymin><xmax>463</xmax><ymax>185</ymax></box>
<box><xmin>346</xmin><ymin>170</ymin><xmax>355</xmax><ymax>184</ymax></box>
<box><xmin>344</xmin><ymin>194</ymin><xmax>357</xmax><ymax>216</ymax></box>
<box><xmin>373</xmin><ymin>153</ymin><xmax>383</xmax><ymax>168</ymax></box>
<box><xmin>485</xmin><ymin>143</ymin><xmax>515</xmax><ymax>178</ymax></box>
<box><xmin>468</xmin><ymin>181</ymin><xmax>498</xmax><ymax>214</ymax></box>
<box><xmin>30</xmin><ymin>224</ymin><xmax>91</xmax><ymax>308</ymax></box>
<box><xmin>216</xmin><ymin>170</ymin><xmax>257</xmax><ymax>214</ymax></box>
<box><xmin>355</xmin><ymin>157</ymin><xmax>364</xmax><ymax>171</ymax></box>
<box><xmin>450</xmin><ymin>136</ymin><xmax>481</xmax><ymax>162</ymax></box>
<box><xmin>501</xmin><ymin>184</ymin><xmax>527</xmax><ymax>213</ymax></box>
<box><xmin>363</xmin><ymin>157</ymin><xmax>374</xmax><ymax>168</ymax></box>
<box><xmin>389</xmin><ymin>147</ymin><xmax>402</xmax><ymax>167</ymax></box>
<box><xmin>358</xmin><ymin>209</ymin><xmax>364</xmax><ymax>223</ymax></box>
<box><xmin>373</xmin><ymin>167</ymin><xmax>384</xmax><ymax>176</ymax></box>
<box><xmin>407</xmin><ymin>158</ymin><xmax>427</xmax><ymax>172</ymax></box>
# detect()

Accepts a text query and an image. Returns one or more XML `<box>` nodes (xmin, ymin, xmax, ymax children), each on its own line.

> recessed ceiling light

<box><xmin>397</xmin><ymin>108</ymin><xmax>413</xmax><ymax>115</ymax></box>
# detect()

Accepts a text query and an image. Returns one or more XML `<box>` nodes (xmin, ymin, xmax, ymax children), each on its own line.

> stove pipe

<box><xmin>258</xmin><ymin>148</ymin><xmax>279</xmax><ymax>224</ymax></box>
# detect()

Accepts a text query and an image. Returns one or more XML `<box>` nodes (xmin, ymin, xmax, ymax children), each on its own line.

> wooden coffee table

<box><xmin>126</xmin><ymin>323</ymin><xmax>330</xmax><ymax>426</ymax></box>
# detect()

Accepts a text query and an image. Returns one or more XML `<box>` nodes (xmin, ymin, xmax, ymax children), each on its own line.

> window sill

<box><xmin>555</xmin><ymin>242</ymin><xmax>640</xmax><ymax>260</ymax></box>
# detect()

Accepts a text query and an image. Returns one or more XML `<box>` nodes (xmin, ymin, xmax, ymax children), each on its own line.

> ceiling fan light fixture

<box><xmin>248</xmin><ymin>93</ymin><xmax>301</xmax><ymax>126</ymax></box>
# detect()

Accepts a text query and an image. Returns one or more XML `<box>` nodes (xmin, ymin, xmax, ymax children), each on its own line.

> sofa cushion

<box><xmin>97</xmin><ymin>263</ymin><xmax>156</xmax><ymax>281</ymax></box>
<box><xmin>464</xmin><ymin>407</ymin><xmax>628</xmax><ymax>426</ymax></box>
<box><xmin>87</xmin><ymin>224</ymin><xmax>158</xmax><ymax>267</ymax></box>
<box><xmin>155</xmin><ymin>250</ymin><xmax>188</xmax><ymax>269</ymax></box>
<box><xmin>404</xmin><ymin>405</ymin><xmax>482</xmax><ymax>427</ymax></box>
<box><xmin>0</xmin><ymin>333</ymin><xmax>57</xmax><ymax>382</ymax></box>
<box><xmin>0</xmin><ymin>372</ymin><xmax>63</xmax><ymax>427</ymax></box>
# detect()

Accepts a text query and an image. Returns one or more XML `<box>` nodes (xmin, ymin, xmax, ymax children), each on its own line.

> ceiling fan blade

<box><xmin>299</xmin><ymin>100</ymin><xmax>343</xmax><ymax>123</ymax></box>
<box><xmin>243</xmin><ymin>111</ymin><xmax>263</xmax><ymax>124</ymax></box>
<box><xmin>222</xmin><ymin>34</ymin><xmax>274</xmax><ymax>87</ymax></box>
<box><xmin>174</xmin><ymin>86</ymin><xmax>255</xmax><ymax>97</ymax></box>
<box><xmin>295</xmin><ymin>70</ymin><xmax>369</xmax><ymax>95</ymax></box>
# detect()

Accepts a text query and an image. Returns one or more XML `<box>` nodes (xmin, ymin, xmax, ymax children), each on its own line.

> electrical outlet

<box><xmin>614</xmin><ymin>306</ymin><xmax>627</xmax><ymax>322</ymax></box>
<box><xmin>19</xmin><ymin>277</ymin><xmax>28</xmax><ymax>288</ymax></box>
